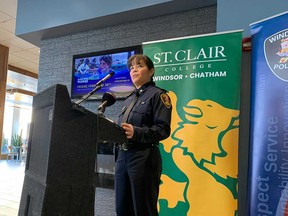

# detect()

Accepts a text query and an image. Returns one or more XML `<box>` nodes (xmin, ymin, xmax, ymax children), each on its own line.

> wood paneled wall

<box><xmin>0</xmin><ymin>45</ymin><xmax>9</xmax><ymax>159</ymax></box>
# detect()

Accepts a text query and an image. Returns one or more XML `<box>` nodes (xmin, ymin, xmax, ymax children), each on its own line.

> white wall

<box><xmin>217</xmin><ymin>0</ymin><xmax>287</xmax><ymax>37</ymax></box>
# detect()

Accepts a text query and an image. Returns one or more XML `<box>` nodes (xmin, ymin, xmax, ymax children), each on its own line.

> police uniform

<box><xmin>115</xmin><ymin>81</ymin><xmax>172</xmax><ymax>216</ymax></box>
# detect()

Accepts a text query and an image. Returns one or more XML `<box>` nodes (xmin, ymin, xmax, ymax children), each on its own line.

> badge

<box><xmin>160</xmin><ymin>93</ymin><xmax>172</xmax><ymax>108</ymax></box>
<box><xmin>264</xmin><ymin>30</ymin><xmax>288</xmax><ymax>81</ymax></box>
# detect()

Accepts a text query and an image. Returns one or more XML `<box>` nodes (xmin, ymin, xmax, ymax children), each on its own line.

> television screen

<box><xmin>71</xmin><ymin>46</ymin><xmax>142</xmax><ymax>100</ymax></box>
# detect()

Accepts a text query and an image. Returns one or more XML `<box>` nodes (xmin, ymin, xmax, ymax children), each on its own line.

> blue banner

<box><xmin>249</xmin><ymin>11</ymin><xmax>288</xmax><ymax>216</ymax></box>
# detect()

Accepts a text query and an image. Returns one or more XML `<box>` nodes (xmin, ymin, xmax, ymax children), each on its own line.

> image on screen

<box><xmin>71</xmin><ymin>46</ymin><xmax>142</xmax><ymax>100</ymax></box>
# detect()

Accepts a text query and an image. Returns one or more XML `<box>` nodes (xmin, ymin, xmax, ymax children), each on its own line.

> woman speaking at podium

<box><xmin>115</xmin><ymin>54</ymin><xmax>172</xmax><ymax>216</ymax></box>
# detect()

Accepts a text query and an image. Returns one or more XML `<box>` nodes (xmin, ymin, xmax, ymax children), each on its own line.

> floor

<box><xmin>0</xmin><ymin>160</ymin><xmax>116</xmax><ymax>216</ymax></box>
<box><xmin>0</xmin><ymin>160</ymin><xmax>24</xmax><ymax>216</ymax></box>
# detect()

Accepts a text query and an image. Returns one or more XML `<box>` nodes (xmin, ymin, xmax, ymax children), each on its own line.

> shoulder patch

<box><xmin>160</xmin><ymin>93</ymin><xmax>172</xmax><ymax>108</ymax></box>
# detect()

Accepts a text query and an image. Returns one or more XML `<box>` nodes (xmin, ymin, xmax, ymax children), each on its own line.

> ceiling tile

<box><xmin>0</xmin><ymin>0</ymin><xmax>40</xmax><ymax>78</ymax></box>
<box><xmin>30</xmin><ymin>57</ymin><xmax>40</xmax><ymax>64</ymax></box>
<box><xmin>0</xmin><ymin>11</ymin><xmax>11</xmax><ymax>23</ymax></box>
<box><xmin>22</xmin><ymin>61</ymin><xmax>37</xmax><ymax>68</ymax></box>
<box><xmin>3</xmin><ymin>44</ymin><xmax>22</xmax><ymax>52</ymax></box>
<box><xmin>8</xmin><ymin>37</ymin><xmax>36</xmax><ymax>50</ymax></box>
<box><xmin>0</xmin><ymin>38</ymin><xmax>14</xmax><ymax>47</ymax></box>
<box><xmin>15</xmin><ymin>61</ymin><xmax>38</xmax><ymax>74</ymax></box>
<box><xmin>0</xmin><ymin>18</ymin><xmax>16</xmax><ymax>33</ymax></box>
<box><xmin>13</xmin><ymin>50</ymin><xmax>39</xmax><ymax>61</ymax></box>
<box><xmin>8</xmin><ymin>53</ymin><xmax>26</xmax><ymax>63</ymax></box>
<box><xmin>26</xmin><ymin>47</ymin><xmax>40</xmax><ymax>55</ymax></box>
<box><xmin>0</xmin><ymin>28</ymin><xmax>15</xmax><ymax>41</ymax></box>
<box><xmin>0</xmin><ymin>0</ymin><xmax>17</xmax><ymax>18</ymax></box>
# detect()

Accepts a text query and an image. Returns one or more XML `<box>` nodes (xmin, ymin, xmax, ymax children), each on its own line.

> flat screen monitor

<box><xmin>71</xmin><ymin>45</ymin><xmax>142</xmax><ymax>100</ymax></box>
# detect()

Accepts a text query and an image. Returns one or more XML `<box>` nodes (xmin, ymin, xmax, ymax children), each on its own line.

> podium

<box><xmin>18</xmin><ymin>84</ymin><xmax>126</xmax><ymax>216</ymax></box>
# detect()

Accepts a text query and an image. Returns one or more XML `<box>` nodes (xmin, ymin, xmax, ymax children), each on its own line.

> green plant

<box><xmin>11</xmin><ymin>134</ymin><xmax>23</xmax><ymax>149</ymax></box>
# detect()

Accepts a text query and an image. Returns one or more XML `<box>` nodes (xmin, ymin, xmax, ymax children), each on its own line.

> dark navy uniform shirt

<box><xmin>118</xmin><ymin>81</ymin><xmax>172</xmax><ymax>145</ymax></box>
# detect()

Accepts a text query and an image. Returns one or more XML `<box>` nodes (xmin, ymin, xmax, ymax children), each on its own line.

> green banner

<box><xmin>143</xmin><ymin>31</ymin><xmax>242</xmax><ymax>216</ymax></box>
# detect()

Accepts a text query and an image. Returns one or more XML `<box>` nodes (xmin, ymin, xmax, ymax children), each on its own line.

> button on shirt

<box><xmin>118</xmin><ymin>82</ymin><xmax>172</xmax><ymax>144</ymax></box>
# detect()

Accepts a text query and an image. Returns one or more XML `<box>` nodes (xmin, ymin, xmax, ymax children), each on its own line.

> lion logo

<box><xmin>158</xmin><ymin>91</ymin><xmax>239</xmax><ymax>216</ymax></box>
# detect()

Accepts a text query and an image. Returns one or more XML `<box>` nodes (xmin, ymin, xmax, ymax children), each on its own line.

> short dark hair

<box><xmin>100</xmin><ymin>55</ymin><xmax>112</xmax><ymax>66</ymax></box>
<box><xmin>128</xmin><ymin>54</ymin><xmax>154</xmax><ymax>70</ymax></box>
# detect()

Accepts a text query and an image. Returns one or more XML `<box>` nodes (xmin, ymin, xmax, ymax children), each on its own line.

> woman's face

<box><xmin>129</xmin><ymin>59</ymin><xmax>154</xmax><ymax>89</ymax></box>
<box><xmin>100</xmin><ymin>60</ymin><xmax>110</xmax><ymax>73</ymax></box>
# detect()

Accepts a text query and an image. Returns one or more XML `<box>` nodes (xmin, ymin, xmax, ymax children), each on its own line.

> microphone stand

<box><xmin>97</xmin><ymin>101</ymin><xmax>107</xmax><ymax>116</ymax></box>
<box><xmin>98</xmin><ymin>109</ymin><xmax>105</xmax><ymax>117</ymax></box>
<box><xmin>72</xmin><ymin>84</ymin><xmax>102</xmax><ymax>114</ymax></box>
<box><xmin>74</xmin><ymin>71</ymin><xmax>115</xmax><ymax>106</ymax></box>
<box><xmin>74</xmin><ymin>84</ymin><xmax>102</xmax><ymax>105</ymax></box>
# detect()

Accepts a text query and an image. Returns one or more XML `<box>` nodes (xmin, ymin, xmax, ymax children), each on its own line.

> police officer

<box><xmin>115</xmin><ymin>54</ymin><xmax>172</xmax><ymax>216</ymax></box>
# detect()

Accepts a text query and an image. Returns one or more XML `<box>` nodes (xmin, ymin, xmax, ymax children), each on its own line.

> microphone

<box><xmin>96</xmin><ymin>71</ymin><xmax>115</xmax><ymax>86</ymax></box>
<box><xmin>75</xmin><ymin>71</ymin><xmax>115</xmax><ymax>105</ymax></box>
<box><xmin>98</xmin><ymin>92</ymin><xmax>116</xmax><ymax>113</ymax></box>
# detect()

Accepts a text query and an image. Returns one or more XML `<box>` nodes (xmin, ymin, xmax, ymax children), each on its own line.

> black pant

<box><xmin>115</xmin><ymin>147</ymin><xmax>162</xmax><ymax>216</ymax></box>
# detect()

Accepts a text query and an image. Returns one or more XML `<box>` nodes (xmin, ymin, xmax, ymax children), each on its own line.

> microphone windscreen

<box><xmin>102</xmin><ymin>92</ymin><xmax>116</xmax><ymax>106</ymax></box>
<box><xmin>109</xmin><ymin>71</ymin><xmax>115</xmax><ymax>76</ymax></box>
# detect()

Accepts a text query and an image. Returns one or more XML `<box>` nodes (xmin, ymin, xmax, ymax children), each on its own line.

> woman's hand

<box><xmin>121</xmin><ymin>123</ymin><xmax>134</xmax><ymax>139</ymax></box>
